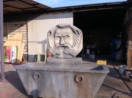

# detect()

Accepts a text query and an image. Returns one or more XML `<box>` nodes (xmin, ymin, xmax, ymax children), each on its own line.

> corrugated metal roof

<box><xmin>4</xmin><ymin>1</ymin><xmax>130</xmax><ymax>15</ymax></box>
<box><xmin>4</xmin><ymin>0</ymin><xmax>50</xmax><ymax>14</ymax></box>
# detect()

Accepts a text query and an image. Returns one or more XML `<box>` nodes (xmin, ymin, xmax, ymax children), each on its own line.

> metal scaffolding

<box><xmin>0</xmin><ymin>0</ymin><xmax>5</xmax><ymax>81</ymax></box>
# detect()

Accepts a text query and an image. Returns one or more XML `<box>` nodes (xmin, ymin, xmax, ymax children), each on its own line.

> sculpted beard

<box><xmin>53</xmin><ymin>44</ymin><xmax>75</xmax><ymax>58</ymax></box>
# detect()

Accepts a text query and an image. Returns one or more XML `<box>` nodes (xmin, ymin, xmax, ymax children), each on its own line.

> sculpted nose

<box><xmin>60</xmin><ymin>37</ymin><xmax>65</xmax><ymax>45</ymax></box>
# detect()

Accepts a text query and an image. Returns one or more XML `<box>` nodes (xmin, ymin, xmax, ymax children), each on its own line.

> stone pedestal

<box><xmin>16</xmin><ymin>62</ymin><xmax>109</xmax><ymax>98</ymax></box>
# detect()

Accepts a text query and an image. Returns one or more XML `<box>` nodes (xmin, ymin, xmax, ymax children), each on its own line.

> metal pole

<box><xmin>0</xmin><ymin>0</ymin><xmax>5</xmax><ymax>81</ymax></box>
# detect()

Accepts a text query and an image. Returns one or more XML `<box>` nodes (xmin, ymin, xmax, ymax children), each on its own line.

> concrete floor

<box><xmin>0</xmin><ymin>58</ymin><xmax>132</xmax><ymax>98</ymax></box>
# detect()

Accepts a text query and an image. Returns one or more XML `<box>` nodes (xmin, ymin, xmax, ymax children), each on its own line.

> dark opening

<box><xmin>74</xmin><ymin>8</ymin><xmax>128</xmax><ymax>64</ymax></box>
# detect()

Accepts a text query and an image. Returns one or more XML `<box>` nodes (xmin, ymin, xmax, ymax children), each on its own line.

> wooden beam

<box><xmin>4</xmin><ymin>0</ymin><xmax>16</xmax><ymax>2</ymax></box>
<box><xmin>19</xmin><ymin>0</ymin><xmax>43</xmax><ymax>9</ymax></box>
<box><xmin>4</xmin><ymin>10</ymin><xmax>12</xmax><ymax>13</ymax></box>
<box><xmin>4</xmin><ymin>4</ymin><xmax>25</xmax><ymax>11</ymax></box>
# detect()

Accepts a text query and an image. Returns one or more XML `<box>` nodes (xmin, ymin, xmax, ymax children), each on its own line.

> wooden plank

<box><xmin>18</xmin><ymin>42</ymin><xmax>25</xmax><ymax>63</ymax></box>
<box><xmin>128</xmin><ymin>19</ymin><xmax>132</xmax><ymax>69</ymax></box>
<box><xmin>22</xmin><ymin>54</ymin><xmax>27</xmax><ymax>62</ymax></box>
<box><xmin>130</xmin><ymin>49</ymin><xmax>132</xmax><ymax>69</ymax></box>
<box><xmin>127</xmin><ymin>41</ymin><xmax>132</xmax><ymax>69</ymax></box>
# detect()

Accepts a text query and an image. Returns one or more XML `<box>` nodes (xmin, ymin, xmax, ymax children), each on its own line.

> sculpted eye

<box><xmin>65</xmin><ymin>35</ymin><xmax>69</xmax><ymax>38</ymax></box>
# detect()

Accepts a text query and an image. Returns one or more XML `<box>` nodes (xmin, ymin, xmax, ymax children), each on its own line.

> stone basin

<box><xmin>15</xmin><ymin>62</ymin><xmax>109</xmax><ymax>98</ymax></box>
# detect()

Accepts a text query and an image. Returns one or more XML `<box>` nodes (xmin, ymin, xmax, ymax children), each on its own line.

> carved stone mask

<box><xmin>47</xmin><ymin>24</ymin><xmax>83</xmax><ymax>59</ymax></box>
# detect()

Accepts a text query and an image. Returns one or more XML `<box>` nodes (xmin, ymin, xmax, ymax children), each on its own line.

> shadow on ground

<box><xmin>5</xmin><ymin>71</ymin><xmax>29</xmax><ymax>97</ymax></box>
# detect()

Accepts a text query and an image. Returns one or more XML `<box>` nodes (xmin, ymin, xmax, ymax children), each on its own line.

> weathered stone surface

<box><xmin>16</xmin><ymin>62</ymin><xmax>109</xmax><ymax>98</ymax></box>
<box><xmin>47</xmin><ymin>24</ymin><xmax>83</xmax><ymax>59</ymax></box>
<box><xmin>47</xmin><ymin>57</ymin><xmax>82</xmax><ymax>64</ymax></box>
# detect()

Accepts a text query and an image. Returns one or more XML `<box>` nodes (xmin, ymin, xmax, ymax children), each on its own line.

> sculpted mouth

<box><xmin>56</xmin><ymin>45</ymin><xmax>68</xmax><ymax>47</ymax></box>
<box><xmin>58</xmin><ymin>46</ymin><xmax>67</xmax><ymax>50</ymax></box>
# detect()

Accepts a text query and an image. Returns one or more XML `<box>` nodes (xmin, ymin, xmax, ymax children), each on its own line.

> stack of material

<box><xmin>4</xmin><ymin>33</ymin><xmax>25</xmax><ymax>63</ymax></box>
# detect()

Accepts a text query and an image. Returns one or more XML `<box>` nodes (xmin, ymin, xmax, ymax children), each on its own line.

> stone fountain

<box><xmin>15</xmin><ymin>24</ymin><xmax>109</xmax><ymax>98</ymax></box>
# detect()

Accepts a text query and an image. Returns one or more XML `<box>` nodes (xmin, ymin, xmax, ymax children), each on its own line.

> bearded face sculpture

<box><xmin>47</xmin><ymin>24</ymin><xmax>83</xmax><ymax>59</ymax></box>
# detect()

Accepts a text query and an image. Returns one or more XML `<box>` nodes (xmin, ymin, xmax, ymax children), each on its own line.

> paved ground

<box><xmin>0</xmin><ymin>58</ymin><xmax>132</xmax><ymax>98</ymax></box>
<box><xmin>95</xmin><ymin>65</ymin><xmax>132</xmax><ymax>98</ymax></box>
